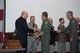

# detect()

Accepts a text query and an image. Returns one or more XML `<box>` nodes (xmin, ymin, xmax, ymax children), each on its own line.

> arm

<box><xmin>69</xmin><ymin>19</ymin><xmax>78</xmax><ymax>39</ymax></box>
<box><xmin>23</xmin><ymin>19</ymin><xmax>34</xmax><ymax>33</ymax></box>
<box><xmin>61</xmin><ymin>21</ymin><xmax>71</xmax><ymax>33</ymax></box>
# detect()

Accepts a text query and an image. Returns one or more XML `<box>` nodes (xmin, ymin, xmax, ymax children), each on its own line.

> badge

<box><xmin>45</xmin><ymin>21</ymin><xmax>48</xmax><ymax>24</ymax></box>
<box><xmin>72</xmin><ymin>21</ymin><xmax>75</xmax><ymax>23</ymax></box>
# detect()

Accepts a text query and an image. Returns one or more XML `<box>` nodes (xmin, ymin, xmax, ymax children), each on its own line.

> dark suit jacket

<box><xmin>15</xmin><ymin>17</ymin><xmax>34</xmax><ymax>43</ymax></box>
<box><xmin>50</xmin><ymin>26</ymin><xmax>56</xmax><ymax>45</ymax></box>
<box><xmin>77</xmin><ymin>24</ymin><xmax>80</xmax><ymax>42</ymax></box>
<box><xmin>78</xmin><ymin>24</ymin><xmax>80</xmax><ymax>36</ymax></box>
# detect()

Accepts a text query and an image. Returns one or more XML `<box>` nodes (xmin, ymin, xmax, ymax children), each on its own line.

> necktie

<box><xmin>33</xmin><ymin>23</ymin><xmax>34</xmax><ymax>28</ymax></box>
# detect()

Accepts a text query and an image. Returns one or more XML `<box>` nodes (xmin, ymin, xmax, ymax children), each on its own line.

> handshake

<box><xmin>33</xmin><ymin>28</ymin><xmax>44</xmax><ymax>35</ymax></box>
<box><xmin>56</xmin><ymin>30</ymin><xmax>62</xmax><ymax>33</ymax></box>
<box><xmin>33</xmin><ymin>28</ymin><xmax>41</xmax><ymax>32</ymax></box>
<box><xmin>32</xmin><ymin>28</ymin><xmax>44</xmax><ymax>42</ymax></box>
<box><xmin>33</xmin><ymin>28</ymin><xmax>44</xmax><ymax>38</ymax></box>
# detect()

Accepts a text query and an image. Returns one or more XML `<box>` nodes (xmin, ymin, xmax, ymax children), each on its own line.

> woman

<box><xmin>48</xmin><ymin>18</ymin><xmax>56</xmax><ymax>53</ymax></box>
<box><xmin>76</xmin><ymin>17</ymin><xmax>80</xmax><ymax>52</ymax></box>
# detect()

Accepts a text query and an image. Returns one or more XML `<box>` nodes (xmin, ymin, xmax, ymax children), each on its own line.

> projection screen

<box><xmin>5</xmin><ymin>0</ymin><xmax>80</xmax><ymax>32</ymax></box>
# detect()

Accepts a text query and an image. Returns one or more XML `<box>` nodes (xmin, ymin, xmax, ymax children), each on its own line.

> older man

<box><xmin>15</xmin><ymin>11</ymin><xmax>36</xmax><ymax>53</ymax></box>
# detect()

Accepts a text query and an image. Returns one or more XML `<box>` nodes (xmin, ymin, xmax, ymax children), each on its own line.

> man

<box><xmin>49</xmin><ymin>18</ymin><xmax>56</xmax><ymax>53</ymax></box>
<box><xmin>39</xmin><ymin>11</ymin><xmax>51</xmax><ymax>53</ymax></box>
<box><xmin>58</xmin><ymin>11</ymin><xmax>78</xmax><ymax>53</ymax></box>
<box><xmin>57</xmin><ymin>18</ymin><xmax>66</xmax><ymax>53</ymax></box>
<box><xmin>15</xmin><ymin>11</ymin><xmax>35</xmax><ymax>53</ymax></box>
<box><xmin>27</xmin><ymin>16</ymin><xmax>39</xmax><ymax>53</ymax></box>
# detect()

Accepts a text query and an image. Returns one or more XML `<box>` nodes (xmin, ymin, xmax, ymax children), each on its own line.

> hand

<box><xmin>37</xmin><ymin>28</ymin><xmax>41</xmax><ymax>32</ymax></box>
<box><xmin>35</xmin><ymin>34</ymin><xmax>39</xmax><ymax>39</ymax></box>
<box><xmin>33</xmin><ymin>28</ymin><xmax>41</xmax><ymax>32</ymax></box>
<box><xmin>33</xmin><ymin>28</ymin><xmax>38</xmax><ymax>32</ymax></box>
<box><xmin>77</xmin><ymin>30</ymin><xmax>80</xmax><ymax>32</ymax></box>
<box><xmin>57</xmin><ymin>30</ymin><xmax>61</xmax><ymax>33</ymax></box>
<box><xmin>78</xmin><ymin>36</ymin><xmax>80</xmax><ymax>40</ymax></box>
<box><xmin>35</xmin><ymin>29</ymin><xmax>41</xmax><ymax>32</ymax></box>
<box><xmin>70</xmin><ymin>38</ymin><xmax>73</xmax><ymax>42</ymax></box>
<box><xmin>38</xmin><ymin>32</ymin><xmax>44</xmax><ymax>36</ymax></box>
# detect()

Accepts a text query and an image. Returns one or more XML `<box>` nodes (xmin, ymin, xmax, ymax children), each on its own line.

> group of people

<box><xmin>15</xmin><ymin>10</ymin><xmax>80</xmax><ymax>53</ymax></box>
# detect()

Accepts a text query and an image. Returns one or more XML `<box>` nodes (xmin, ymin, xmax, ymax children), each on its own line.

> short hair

<box><xmin>59</xmin><ymin>18</ymin><xmax>64</xmax><ymax>22</ymax></box>
<box><xmin>66</xmin><ymin>11</ymin><xmax>73</xmax><ymax>16</ymax></box>
<box><xmin>42</xmin><ymin>11</ymin><xmax>48</xmax><ymax>17</ymax></box>
<box><xmin>30</xmin><ymin>16</ymin><xmax>35</xmax><ymax>19</ymax></box>
<box><xmin>21</xmin><ymin>11</ymin><xmax>26</xmax><ymax>15</ymax></box>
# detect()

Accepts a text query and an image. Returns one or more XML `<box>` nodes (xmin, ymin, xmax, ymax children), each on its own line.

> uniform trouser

<box><xmin>27</xmin><ymin>36</ymin><xmax>38</xmax><ymax>53</ymax></box>
<box><xmin>50</xmin><ymin>45</ymin><xmax>54</xmax><ymax>53</ymax></box>
<box><xmin>70</xmin><ymin>39</ymin><xmax>78</xmax><ymax>53</ymax></box>
<box><xmin>58</xmin><ymin>42</ymin><xmax>66</xmax><ymax>53</ymax></box>
<box><xmin>41</xmin><ymin>38</ymin><xmax>50</xmax><ymax>53</ymax></box>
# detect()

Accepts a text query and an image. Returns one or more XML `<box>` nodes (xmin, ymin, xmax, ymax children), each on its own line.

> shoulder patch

<box><xmin>72</xmin><ymin>21</ymin><xmax>75</xmax><ymax>23</ymax></box>
<box><xmin>45</xmin><ymin>21</ymin><xmax>48</xmax><ymax>24</ymax></box>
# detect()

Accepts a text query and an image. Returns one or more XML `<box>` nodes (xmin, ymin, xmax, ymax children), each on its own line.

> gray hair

<box><xmin>66</xmin><ymin>11</ymin><xmax>73</xmax><ymax>16</ymax></box>
<box><xmin>21</xmin><ymin>11</ymin><xmax>28</xmax><ymax>16</ymax></box>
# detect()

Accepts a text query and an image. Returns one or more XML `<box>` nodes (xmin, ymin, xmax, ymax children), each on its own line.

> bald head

<box><xmin>21</xmin><ymin>11</ymin><xmax>28</xmax><ymax>19</ymax></box>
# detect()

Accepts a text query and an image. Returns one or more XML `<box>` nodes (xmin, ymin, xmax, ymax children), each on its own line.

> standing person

<box><xmin>76</xmin><ymin>17</ymin><xmax>80</xmax><ymax>52</ymax></box>
<box><xmin>15</xmin><ymin>11</ymin><xmax>35</xmax><ymax>53</ymax></box>
<box><xmin>49</xmin><ymin>18</ymin><xmax>55</xmax><ymax>53</ymax></box>
<box><xmin>27</xmin><ymin>16</ymin><xmax>39</xmax><ymax>53</ymax></box>
<box><xmin>40</xmin><ymin>11</ymin><xmax>51</xmax><ymax>53</ymax></box>
<box><xmin>57</xmin><ymin>18</ymin><xmax>66</xmax><ymax>53</ymax></box>
<box><xmin>58</xmin><ymin>11</ymin><xmax>78</xmax><ymax>53</ymax></box>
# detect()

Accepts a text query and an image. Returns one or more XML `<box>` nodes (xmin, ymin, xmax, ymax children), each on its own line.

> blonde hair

<box><xmin>48</xmin><ymin>17</ymin><xmax>53</xmax><ymax>24</ymax></box>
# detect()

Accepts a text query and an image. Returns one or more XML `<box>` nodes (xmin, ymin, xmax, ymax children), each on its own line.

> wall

<box><xmin>5</xmin><ymin>0</ymin><xmax>80</xmax><ymax>32</ymax></box>
<box><xmin>0</xmin><ymin>0</ymin><xmax>4</xmax><ymax>43</ymax></box>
